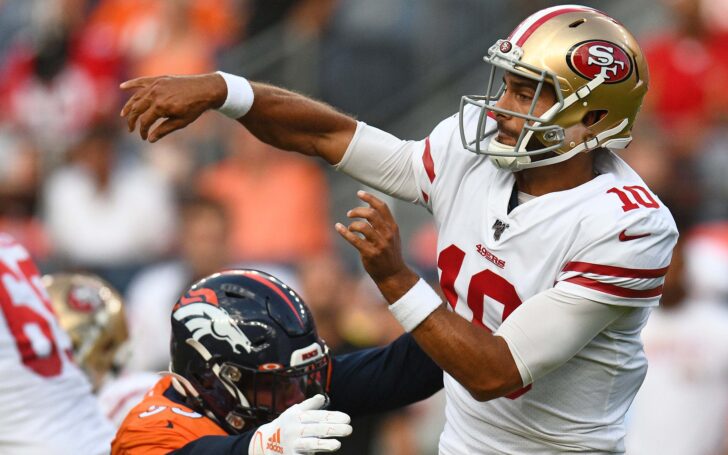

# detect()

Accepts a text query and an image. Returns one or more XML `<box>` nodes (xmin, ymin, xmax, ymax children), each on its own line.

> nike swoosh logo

<box><xmin>619</xmin><ymin>229</ymin><xmax>651</xmax><ymax>241</ymax></box>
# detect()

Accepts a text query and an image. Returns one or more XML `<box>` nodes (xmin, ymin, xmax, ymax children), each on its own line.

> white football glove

<box><xmin>248</xmin><ymin>394</ymin><xmax>352</xmax><ymax>455</ymax></box>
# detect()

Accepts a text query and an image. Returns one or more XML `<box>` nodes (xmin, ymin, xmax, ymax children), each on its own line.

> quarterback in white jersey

<box><xmin>118</xmin><ymin>4</ymin><xmax>677</xmax><ymax>453</ymax></box>
<box><xmin>336</xmin><ymin>107</ymin><xmax>674</xmax><ymax>453</ymax></box>
<box><xmin>0</xmin><ymin>234</ymin><xmax>114</xmax><ymax>454</ymax></box>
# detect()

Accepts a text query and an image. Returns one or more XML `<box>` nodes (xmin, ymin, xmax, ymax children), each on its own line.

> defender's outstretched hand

<box><xmin>336</xmin><ymin>191</ymin><xmax>419</xmax><ymax>303</ymax></box>
<box><xmin>249</xmin><ymin>395</ymin><xmax>352</xmax><ymax>455</ymax></box>
<box><xmin>120</xmin><ymin>74</ymin><xmax>226</xmax><ymax>142</ymax></box>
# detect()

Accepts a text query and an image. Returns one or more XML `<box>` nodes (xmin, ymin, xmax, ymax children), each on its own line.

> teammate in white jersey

<box><xmin>0</xmin><ymin>234</ymin><xmax>114</xmax><ymax>454</ymax></box>
<box><xmin>119</xmin><ymin>5</ymin><xmax>677</xmax><ymax>453</ymax></box>
<box><xmin>43</xmin><ymin>272</ymin><xmax>160</xmax><ymax>427</ymax></box>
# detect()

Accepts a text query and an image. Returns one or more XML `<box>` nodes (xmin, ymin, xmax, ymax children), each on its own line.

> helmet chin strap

<box><xmin>493</xmin><ymin>118</ymin><xmax>630</xmax><ymax>171</ymax></box>
<box><xmin>489</xmin><ymin>139</ymin><xmax>532</xmax><ymax>170</ymax></box>
<box><xmin>169</xmin><ymin>371</ymin><xmax>199</xmax><ymax>398</ymax></box>
<box><xmin>168</xmin><ymin>371</ymin><xmax>232</xmax><ymax>427</ymax></box>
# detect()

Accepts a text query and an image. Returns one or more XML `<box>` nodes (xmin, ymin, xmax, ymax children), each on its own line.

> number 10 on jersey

<box><xmin>437</xmin><ymin>244</ymin><xmax>530</xmax><ymax>399</ymax></box>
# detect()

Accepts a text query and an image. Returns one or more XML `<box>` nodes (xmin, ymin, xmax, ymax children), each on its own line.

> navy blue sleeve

<box><xmin>328</xmin><ymin>332</ymin><xmax>443</xmax><ymax>416</ymax></box>
<box><xmin>169</xmin><ymin>431</ymin><xmax>253</xmax><ymax>454</ymax></box>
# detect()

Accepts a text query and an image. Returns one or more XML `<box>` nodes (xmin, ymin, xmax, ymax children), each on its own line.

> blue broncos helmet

<box><xmin>170</xmin><ymin>269</ymin><xmax>330</xmax><ymax>433</ymax></box>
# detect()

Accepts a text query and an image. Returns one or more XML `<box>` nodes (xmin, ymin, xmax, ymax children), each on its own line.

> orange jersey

<box><xmin>111</xmin><ymin>376</ymin><xmax>228</xmax><ymax>454</ymax></box>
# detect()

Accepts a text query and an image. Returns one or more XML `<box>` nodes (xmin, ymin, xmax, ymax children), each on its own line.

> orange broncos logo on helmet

<box><xmin>173</xmin><ymin>288</ymin><xmax>219</xmax><ymax>311</ymax></box>
<box><xmin>172</xmin><ymin>288</ymin><xmax>254</xmax><ymax>355</ymax></box>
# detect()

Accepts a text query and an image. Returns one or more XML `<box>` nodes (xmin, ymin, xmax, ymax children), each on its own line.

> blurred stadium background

<box><xmin>1</xmin><ymin>0</ymin><xmax>727</xmax><ymax>453</ymax></box>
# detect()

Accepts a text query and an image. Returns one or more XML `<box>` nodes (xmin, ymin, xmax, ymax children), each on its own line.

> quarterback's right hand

<box><xmin>120</xmin><ymin>73</ymin><xmax>227</xmax><ymax>143</ymax></box>
<box><xmin>249</xmin><ymin>395</ymin><xmax>352</xmax><ymax>455</ymax></box>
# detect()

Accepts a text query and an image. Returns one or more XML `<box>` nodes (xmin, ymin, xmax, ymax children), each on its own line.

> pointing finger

<box><xmin>120</xmin><ymin>76</ymin><xmax>158</xmax><ymax>91</ymax></box>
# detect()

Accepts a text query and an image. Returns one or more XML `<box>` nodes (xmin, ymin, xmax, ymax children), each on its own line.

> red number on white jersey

<box><xmin>0</xmin><ymin>236</ymin><xmax>70</xmax><ymax>377</ymax></box>
<box><xmin>438</xmin><ymin>245</ymin><xmax>531</xmax><ymax>399</ymax></box>
<box><xmin>607</xmin><ymin>185</ymin><xmax>659</xmax><ymax>212</ymax></box>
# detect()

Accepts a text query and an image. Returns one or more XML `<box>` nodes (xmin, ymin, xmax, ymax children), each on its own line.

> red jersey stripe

<box><xmin>422</xmin><ymin>137</ymin><xmax>436</xmax><ymax>183</ymax></box>
<box><xmin>564</xmin><ymin>276</ymin><xmax>663</xmax><ymax>299</ymax></box>
<box><xmin>562</xmin><ymin>261</ymin><xmax>669</xmax><ymax>279</ymax></box>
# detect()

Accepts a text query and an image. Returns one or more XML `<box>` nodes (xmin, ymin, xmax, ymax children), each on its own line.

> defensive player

<box><xmin>0</xmin><ymin>234</ymin><xmax>114</xmax><ymax>454</ymax></box>
<box><xmin>111</xmin><ymin>269</ymin><xmax>443</xmax><ymax>454</ymax></box>
<box><xmin>119</xmin><ymin>5</ymin><xmax>677</xmax><ymax>453</ymax></box>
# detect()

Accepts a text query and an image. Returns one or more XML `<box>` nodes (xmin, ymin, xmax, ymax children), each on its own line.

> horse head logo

<box><xmin>173</xmin><ymin>303</ymin><xmax>253</xmax><ymax>354</ymax></box>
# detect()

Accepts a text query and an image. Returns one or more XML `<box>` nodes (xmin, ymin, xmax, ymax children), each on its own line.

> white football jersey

<box><xmin>405</xmin><ymin>109</ymin><xmax>677</xmax><ymax>453</ymax></box>
<box><xmin>0</xmin><ymin>233</ymin><xmax>114</xmax><ymax>454</ymax></box>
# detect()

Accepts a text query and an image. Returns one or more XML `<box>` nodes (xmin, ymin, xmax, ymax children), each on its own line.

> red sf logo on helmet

<box><xmin>568</xmin><ymin>40</ymin><xmax>632</xmax><ymax>84</ymax></box>
<box><xmin>67</xmin><ymin>286</ymin><xmax>102</xmax><ymax>313</ymax></box>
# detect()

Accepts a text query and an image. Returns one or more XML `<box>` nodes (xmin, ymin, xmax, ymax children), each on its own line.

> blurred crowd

<box><xmin>0</xmin><ymin>0</ymin><xmax>727</xmax><ymax>453</ymax></box>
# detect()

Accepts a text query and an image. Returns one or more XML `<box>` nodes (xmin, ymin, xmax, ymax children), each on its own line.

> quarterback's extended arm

<box><xmin>120</xmin><ymin>73</ymin><xmax>356</xmax><ymax>164</ymax></box>
<box><xmin>121</xmin><ymin>73</ymin><xmax>433</xmax><ymax>202</ymax></box>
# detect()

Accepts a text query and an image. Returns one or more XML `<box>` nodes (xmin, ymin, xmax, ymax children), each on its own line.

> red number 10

<box><xmin>607</xmin><ymin>186</ymin><xmax>659</xmax><ymax>212</ymax></box>
<box><xmin>437</xmin><ymin>244</ymin><xmax>531</xmax><ymax>399</ymax></box>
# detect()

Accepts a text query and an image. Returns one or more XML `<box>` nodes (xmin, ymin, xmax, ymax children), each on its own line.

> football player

<box><xmin>111</xmin><ymin>269</ymin><xmax>443</xmax><ymax>454</ymax></box>
<box><xmin>43</xmin><ymin>272</ymin><xmax>160</xmax><ymax>426</ymax></box>
<box><xmin>0</xmin><ymin>234</ymin><xmax>114</xmax><ymax>454</ymax></box>
<box><xmin>119</xmin><ymin>5</ymin><xmax>677</xmax><ymax>453</ymax></box>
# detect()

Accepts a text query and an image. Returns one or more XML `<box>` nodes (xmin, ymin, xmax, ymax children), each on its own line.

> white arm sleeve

<box><xmin>335</xmin><ymin>121</ymin><xmax>423</xmax><ymax>203</ymax></box>
<box><xmin>494</xmin><ymin>287</ymin><xmax>630</xmax><ymax>386</ymax></box>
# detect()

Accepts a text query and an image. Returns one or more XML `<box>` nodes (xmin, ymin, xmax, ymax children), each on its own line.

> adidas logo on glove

<box><xmin>266</xmin><ymin>428</ymin><xmax>284</xmax><ymax>454</ymax></box>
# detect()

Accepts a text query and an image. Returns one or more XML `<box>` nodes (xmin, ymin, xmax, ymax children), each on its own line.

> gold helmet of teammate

<box><xmin>43</xmin><ymin>273</ymin><xmax>128</xmax><ymax>389</ymax></box>
<box><xmin>460</xmin><ymin>4</ymin><xmax>649</xmax><ymax>170</ymax></box>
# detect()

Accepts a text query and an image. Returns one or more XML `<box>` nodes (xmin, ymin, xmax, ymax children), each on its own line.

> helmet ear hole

<box><xmin>583</xmin><ymin>110</ymin><xmax>607</xmax><ymax>127</ymax></box>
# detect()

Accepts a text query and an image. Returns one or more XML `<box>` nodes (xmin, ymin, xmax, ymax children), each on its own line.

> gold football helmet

<box><xmin>460</xmin><ymin>5</ymin><xmax>649</xmax><ymax>170</ymax></box>
<box><xmin>43</xmin><ymin>273</ymin><xmax>128</xmax><ymax>389</ymax></box>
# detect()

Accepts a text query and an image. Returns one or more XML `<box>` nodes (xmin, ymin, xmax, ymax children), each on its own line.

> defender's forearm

<box><xmin>329</xmin><ymin>333</ymin><xmax>443</xmax><ymax>416</ymax></box>
<box><xmin>238</xmin><ymin>82</ymin><xmax>357</xmax><ymax>164</ymax></box>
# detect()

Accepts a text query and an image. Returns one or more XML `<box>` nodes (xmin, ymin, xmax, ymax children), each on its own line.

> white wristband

<box><xmin>388</xmin><ymin>278</ymin><xmax>442</xmax><ymax>332</ymax></box>
<box><xmin>215</xmin><ymin>71</ymin><xmax>255</xmax><ymax>119</ymax></box>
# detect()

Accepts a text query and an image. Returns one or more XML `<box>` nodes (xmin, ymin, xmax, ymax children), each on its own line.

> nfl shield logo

<box><xmin>492</xmin><ymin>219</ymin><xmax>509</xmax><ymax>241</ymax></box>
